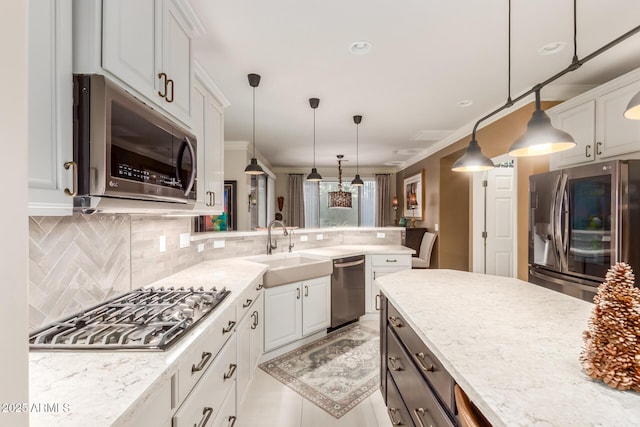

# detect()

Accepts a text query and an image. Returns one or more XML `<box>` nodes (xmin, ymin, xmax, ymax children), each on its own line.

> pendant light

<box><xmin>328</xmin><ymin>155</ymin><xmax>352</xmax><ymax>209</ymax></box>
<box><xmin>508</xmin><ymin>88</ymin><xmax>576</xmax><ymax>156</ymax></box>
<box><xmin>451</xmin><ymin>135</ymin><xmax>495</xmax><ymax>172</ymax></box>
<box><xmin>244</xmin><ymin>73</ymin><xmax>264</xmax><ymax>175</ymax></box>
<box><xmin>351</xmin><ymin>115</ymin><xmax>364</xmax><ymax>186</ymax></box>
<box><xmin>624</xmin><ymin>90</ymin><xmax>640</xmax><ymax>120</ymax></box>
<box><xmin>306</xmin><ymin>98</ymin><xmax>322</xmax><ymax>181</ymax></box>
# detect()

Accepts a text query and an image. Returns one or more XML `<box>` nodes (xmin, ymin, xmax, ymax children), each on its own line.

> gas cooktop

<box><xmin>29</xmin><ymin>286</ymin><xmax>230</xmax><ymax>351</ymax></box>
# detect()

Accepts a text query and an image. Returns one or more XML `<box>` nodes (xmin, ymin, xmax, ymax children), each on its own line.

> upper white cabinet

<box><xmin>192</xmin><ymin>63</ymin><xmax>230</xmax><ymax>214</ymax></box>
<box><xmin>28</xmin><ymin>0</ymin><xmax>74</xmax><ymax>216</ymax></box>
<box><xmin>549</xmin><ymin>67</ymin><xmax>640</xmax><ymax>169</ymax></box>
<box><xmin>76</xmin><ymin>0</ymin><xmax>194</xmax><ymax>126</ymax></box>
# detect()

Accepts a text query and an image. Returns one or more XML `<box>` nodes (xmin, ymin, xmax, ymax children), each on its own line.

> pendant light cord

<box><xmin>313</xmin><ymin>108</ymin><xmax>316</xmax><ymax>167</ymax></box>
<box><xmin>252</xmin><ymin>86</ymin><xmax>256</xmax><ymax>158</ymax></box>
<box><xmin>572</xmin><ymin>0</ymin><xmax>578</xmax><ymax>64</ymax></box>
<box><xmin>506</xmin><ymin>0</ymin><xmax>513</xmax><ymax>106</ymax></box>
<box><xmin>356</xmin><ymin>124</ymin><xmax>359</xmax><ymax>174</ymax></box>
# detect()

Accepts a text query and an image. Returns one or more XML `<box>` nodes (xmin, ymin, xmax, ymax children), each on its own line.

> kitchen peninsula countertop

<box><xmin>298</xmin><ymin>244</ymin><xmax>415</xmax><ymax>259</ymax></box>
<box><xmin>28</xmin><ymin>259</ymin><xmax>268</xmax><ymax>427</ymax></box>
<box><xmin>376</xmin><ymin>269</ymin><xmax>640</xmax><ymax>426</ymax></box>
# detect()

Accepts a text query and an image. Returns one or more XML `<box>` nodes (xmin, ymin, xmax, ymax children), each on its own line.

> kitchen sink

<box><xmin>253</xmin><ymin>254</ymin><xmax>332</xmax><ymax>287</ymax></box>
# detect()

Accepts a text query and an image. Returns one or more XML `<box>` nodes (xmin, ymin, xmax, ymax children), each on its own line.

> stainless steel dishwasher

<box><xmin>330</xmin><ymin>255</ymin><xmax>365</xmax><ymax>329</ymax></box>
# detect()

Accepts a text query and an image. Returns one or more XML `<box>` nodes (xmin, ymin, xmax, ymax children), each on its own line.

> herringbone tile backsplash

<box><xmin>29</xmin><ymin>214</ymin><xmax>131</xmax><ymax>331</ymax></box>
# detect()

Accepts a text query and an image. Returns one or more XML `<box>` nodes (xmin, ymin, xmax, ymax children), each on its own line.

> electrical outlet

<box><xmin>159</xmin><ymin>235</ymin><xmax>166</xmax><ymax>253</ymax></box>
<box><xmin>197</xmin><ymin>243</ymin><xmax>205</xmax><ymax>253</ymax></box>
<box><xmin>316</xmin><ymin>234</ymin><xmax>323</xmax><ymax>240</ymax></box>
<box><xmin>434</xmin><ymin>223</ymin><xmax>439</xmax><ymax>232</ymax></box>
<box><xmin>213</xmin><ymin>240</ymin><xmax>225</xmax><ymax>249</ymax></box>
<box><xmin>300</xmin><ymin>235</ymin><xmax>308</xmax><ymax>242</ymax></box>
<box><xmin>179</xmin><ymin>233</ymin><xmax>190</xmax><ymax>248</ymax></box>
<box><xmin>377</xmin><ymin>232</ymin><xmax>385</xmax><ymax>238</ymax></box>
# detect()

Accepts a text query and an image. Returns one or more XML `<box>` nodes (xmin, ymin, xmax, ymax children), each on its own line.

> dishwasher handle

<box><xmin>333</xmin><ymin>259</ymin><xmax>365</xmax><ymax>268</ymax></box>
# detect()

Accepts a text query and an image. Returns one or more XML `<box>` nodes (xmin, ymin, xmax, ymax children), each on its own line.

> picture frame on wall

<box><xmin>403</xmin><ymin>170</ymin><xmax>424</xmax><ymax>220</ymax></box>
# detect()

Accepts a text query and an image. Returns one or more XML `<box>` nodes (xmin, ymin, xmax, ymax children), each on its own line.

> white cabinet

<box><xmin>78</xmin><ymin>0</ymin><xmax>193</xmax><ymax>125</ymax></box>
<box><xmin>264</xmin><ymin>276</ymin><xmax>331</xmax><ymax>352</ymax></box>
<box><xmin>549</xmin><ymin>68</ymin><xmax>640</xmax><ymax>169</ymax></box>
<box><xmin>192</xmin><ymin>63</ymin><xmax>230</xmax><ymax>214</ymax></box>
<box><xmin>236</xmin><ymin>286</ymin><xmax>263</xmax><ymax>406</ymax></box>
<box><xmin>365</xmin><ymin>254</ymin><xmax>411</xmax><ymax>313</ymax></box>
<box><xmin>28</xmin><ymin>0</ymin><xmax>74</xmax><ymax>215</ymax></box>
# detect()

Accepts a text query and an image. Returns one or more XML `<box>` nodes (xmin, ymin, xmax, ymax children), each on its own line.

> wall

<box><xmin>1</xmin><ymin>1</ymin><xmax>29</xmax><ymax>424</ymax></box>
<box><xmin>28</xmin><ymin>213</ymin><xmax>402</xmax><ymax>330</ymax></box>
<box><xmin>396</xmin><ymin>101</ymin><xmax>557</xmax><ymax>278</ymax></box>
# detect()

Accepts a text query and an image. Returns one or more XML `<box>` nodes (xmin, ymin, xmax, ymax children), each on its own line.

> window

<box><xmin>304</xmin><ymin>179</ymin><xmax>376</xmax><ymax>227</ymax></box>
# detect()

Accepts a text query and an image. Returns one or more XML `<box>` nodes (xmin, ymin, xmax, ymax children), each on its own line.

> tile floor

<box><xmin>236</xmin><ymin>319</ymin><xmax>392</xmax><ymax>427</ymax></box>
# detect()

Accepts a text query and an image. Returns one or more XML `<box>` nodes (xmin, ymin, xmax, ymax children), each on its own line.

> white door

<box><xmin>301</xmin><ymin>276</ymin><xmax>331</xmax><ymax>336</ymax></box>
<box><xmin>472</xmin><ymin>157</ymin><xmax>517</xmax><ymax>277</ymax></box>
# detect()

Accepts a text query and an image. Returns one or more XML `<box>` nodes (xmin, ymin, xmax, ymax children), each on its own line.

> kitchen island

<box><xmin>376</xmin><ymin>269</ymin><xmax>640</xmax><ymax>427</ymax></box>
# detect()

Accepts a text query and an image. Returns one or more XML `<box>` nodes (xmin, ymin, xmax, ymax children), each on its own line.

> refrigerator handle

<box><xmin>550</xmin><ymin>174</ymin><xmax>561</xmax><ymax>267</ymax></box>
<box><xmin>555</xmin><ymin>173</ymin><xmax>569</xmax><ymax>269</ymax></box>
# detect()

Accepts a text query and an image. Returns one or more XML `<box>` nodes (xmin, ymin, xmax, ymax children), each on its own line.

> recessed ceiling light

<box><xmin>539</xmin><ymin>41</ymin><xmax>565</xmax><ymax>55</ymax></box>
<box><xmin>350</xmin><ymin>41</ymin><xmax>372</xmax><ymax>55</ymax></box>
<box><xmin>457</xmin><ymin>100</ymin><xmax>473</xmax><ymax>107</ymax></box>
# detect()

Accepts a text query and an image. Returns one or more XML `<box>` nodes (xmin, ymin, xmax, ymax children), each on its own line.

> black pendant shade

<box><xmin>624</xmin><ymin>90</ymin><xmax>640</xmax><ymax>120</ymax></box>
<box><xmin>451</xmin><ymin>139</ymin><xmax>494</xmax><ymax>172</ymax></box>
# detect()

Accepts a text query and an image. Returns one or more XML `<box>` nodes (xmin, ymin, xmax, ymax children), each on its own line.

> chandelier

<box><xmin>328</xmin><ymin>155</ymin><xmax>352</xmax><ymax>209</ymax></box>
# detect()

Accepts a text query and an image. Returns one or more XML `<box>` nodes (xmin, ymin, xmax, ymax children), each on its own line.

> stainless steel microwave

<box><xmin>72</xmin><ymin>74</ymin><xmax>196</xmax><ymax>212</ymax></box>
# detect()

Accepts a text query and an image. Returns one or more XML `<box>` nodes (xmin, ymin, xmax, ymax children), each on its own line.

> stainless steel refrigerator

<box><xmin>528</xmin><ymin>159</ymin><xmax>640</xmax><ymax>301</ymax></box>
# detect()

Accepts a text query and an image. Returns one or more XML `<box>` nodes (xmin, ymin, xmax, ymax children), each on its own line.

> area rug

<box><xmin>259</xmin><ymin>323</ymin><xmax>380</xmax><ymax>418</ymax></box>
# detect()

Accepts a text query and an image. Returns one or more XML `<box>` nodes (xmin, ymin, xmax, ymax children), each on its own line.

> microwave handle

<box><xmin>176</xmin><ymin>136</ymin><xmax>197</xmax><ymax>196</ymax></box>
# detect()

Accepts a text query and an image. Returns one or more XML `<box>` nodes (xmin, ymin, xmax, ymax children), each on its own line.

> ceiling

<box><xmin>187</xmin><ymin>0</ymin><xmax>640</xmax><ymax>170</ymax></box>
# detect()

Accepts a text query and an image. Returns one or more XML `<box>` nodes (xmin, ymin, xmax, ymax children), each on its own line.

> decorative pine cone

<box><xmin>580</xmin><ymin>262</ymin><xmax>640</xmax><ymax>392</ymax></box>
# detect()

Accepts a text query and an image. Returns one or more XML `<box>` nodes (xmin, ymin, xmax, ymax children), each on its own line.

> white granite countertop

<box><xmin>298</xmin><ymin>244</ymin><xmax>415</xmax><ymax>259</ymax></box>
<box><xmin>376</xmin><ymin>269</ymin><xmax>640</xmax><ymax>427</ymax></box>
<box><xmin>28</xmin><ymin>259</ymin><xmax>268</xmax><ymax>427</ymax></box>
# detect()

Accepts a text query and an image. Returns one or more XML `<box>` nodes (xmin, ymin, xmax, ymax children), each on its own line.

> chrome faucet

<box><xmin>267</xmin><ymin>220</ymin><xmax>288</xmax><ymax>255</ymax></box>
<box><xmin>288</xmin><ymin>229</ymin><xmax>295</xmax><ymax>253</ymax></box>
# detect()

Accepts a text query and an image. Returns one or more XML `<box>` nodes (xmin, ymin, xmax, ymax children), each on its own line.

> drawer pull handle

<box><xmin>223</xmin><ymin>363</ymin><xmax>237</xmax><ymax>380</ymax></box>
<box><xmin>191</xmin><ymin>351</ymin><xmax>212</xmax><ymax>374</ymax></box>
<box><xmin>243</xmin><ymin>298</ymin><xmax>253</xmax><ymax>308</ymax></box>
<box><xmin>256</xmin><ymin>283</ymin><xmax>264</xmax><ymax>290</ymax></box>
<box><xmin>222</xmin><ymin>320</ymin><xmax>236</xmax><ymax>334</ymax></box>
<box><xmin>388</xmin><ymin>356</ymin><xmax>402</xmax><ymax>371</ymax></box>
<box><xmin>414</xmin><ymin>408</ymin><xmax>436</xmax><ymax>427</ymax></box>
<box><xmin>63</xmin><ymin>161</ymin><xmax>78</xmax><ymax>196</ymax></box>
<box><xmin>413</xmin><ymin>352</ymin><xmax>435</xmax><ymax>372</ymax></box>
<box><xmin>195</xmin><ymin>406</ymin><xmax>213</xmax><ymax>427</ymax></box>
<box><xmin>387</xmin><ymin>408</ymin><xmax>403</xmax><ymax>426</ymax></box>
<box><xmin>228</xmin><ymin>415</ymin><xmax>237</xmax><ymax>427</ymax></box>
<box><xmin>388</xmin><ymin>316</ymin><xmax>404</xmax><ymax>328</ymax></box>
<box><xmin>386</xmin><ymin>259</ymin><xmax>397</xmax><ymax>263</ymax></box>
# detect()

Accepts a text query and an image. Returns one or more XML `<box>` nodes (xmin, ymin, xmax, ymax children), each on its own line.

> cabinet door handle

<box><xmin>375</xmin><ymin>294</ymin><xmax>381</xmax><ymax>311</ymax></box>
<box><xmin>251</xmin><ymin>310</ymin><xmax>258</xmax><ymax>329</ymax></box>
<box><xmin>195</xmin><ymin>406</ymin><xmax>213</xmax><ymax>427</ymax></box>
<box><xmin>388</xmin><ymin>316</ymin><xmax>403</xmax><ymax>328</ymax></box>
<box><xmin>228</xmin><ymin>415</ymin><xmax>237</xmax><ymax>427</ymax></box>
<box><xmin>413</xmin><ymin>352</ymin><xmax>435</xmax><ymax>372</ymax></box>
<box><xmin>296</xmin><ymin>287</ymin><xmax>300</xmax><ymax>299</ymax></box>
<box><xmin>414</xmin><ymin>408</ymin><xmax>436</xmax><ymax>427</ymax></box>
<box><xmin>63</xmin><ymin>161</ymin><xmax>78</xmax><ymax>197</ymax></box>
<box><xmin>373</xmin><ymin>271</ymin><xmax>376</xmax><ymax>280</ymax></box>
<box><xmin>223</xmin><ymin>363</ymin><xmax>237</xmax><ymax>380</ymax></box>
<box><xmin>243</xmin><ymin>298</ymin><xmax>253</xmax><ymax>308</ymax></box>
<box><xmin>206</xmin><ymin>191</ymin><xmax>214</xmax><ymax>207</ymax></box>
<box><xmin>585</xmin><ymin>144</ymin><xmax>592</xmax><ymax>158</ymax></box>
<box><xmin>158</xmin><ymin>72</ymin><xmax>168</xmax><ymax>98</ymax></box>
<box><xmin>386</xmin><ymin>259</ymin><xmax>397</xmax><ymax>263</ymax></box>
<box><xmin>191</xmin><ymin>351</ymin><xmax>212</xmax><ymax>373</ymax></box>
<box><xmin>256</xmin><ymin>283</ymin><xmax>264</xmax><ymax>290</ymax></box>
<box><xmin>166</xmin><ymin>78</ymin><xmax>174</xmax><ymax>103</ymax></box>
<box><xmin>222</xmin><ymin>320</ymin><xmax>236</xmax><ymax>334</ymax></box>
<box><xmin>388</xmin><ymin>356</ymin><xmax>402</xmax><ymax>371</ymax></box>
<box><xmin>596</xmin><ymin>141</ymin><xmax>603</xmax><ymax>155</ymax></box>
<box><xmin>304</xmin><ymin>285</ymin><xmax>309</xmax><ymax>297</ymax></box>
<box><xmin>387</xmin><ymin>408</ymin><xmax>402</xmax><ymax>426</ymax></box>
